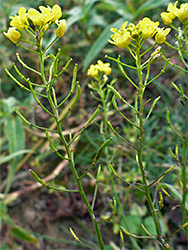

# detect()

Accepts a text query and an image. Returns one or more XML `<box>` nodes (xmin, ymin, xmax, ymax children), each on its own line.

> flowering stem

<box><xmin>183</xmin><ymin>21</ymin><xmax>188</xmax><ymax>56</ymax></box>
<box><xmin>17</xmin><ymin>43</ymin><xmax>40</xmax><ymax>55</ymax></box>
<box><xmin>135</xmin><ymin>45</ymin><xmax>170</xmax><ymax>249</ymax></box>
<box><xmin>16</xmin><ymin>53</ymin><xmax>41</xmax><ymax>75</ymax></box>
<box><xmin>19</xmin><ymin>38</ymin><xmax>36</xmax><ymax>45</ymax></box>
<box><xmin>36</xmin><ymin>42</ymin><xmax>105</xmax><ymax>249</ymax></box>
<box><xmin>57</xmin><ymin>120</ymin><xmax>105</xmax><ymax>250</ymax></box>
<box><xmin>43</xmin><ymin>36</ymin><xmax>59</xmax><ymax>55</ymax></box>
<box><xmin>161</xmin><ymin>54</ymin><xmax>188</xmax><ymax>73</ymax></box>
<box><xmin>176</xmin><ymin>35</ymin><xmax>188</xmax><ymax>68</ymax></box>
<box><xmin>26</xmin><ymin>27</ymin><xmax>36</xmax><ymax>37</ymax></box>
<box><xmin>105</xmin><ymin>55</ymin><xmax>137</xmax><ymax>70</ymax></box>
<box><xmin>144</xmin><ymin>60</ymin><xmax>168</xmax><ymax>86</ymax></box>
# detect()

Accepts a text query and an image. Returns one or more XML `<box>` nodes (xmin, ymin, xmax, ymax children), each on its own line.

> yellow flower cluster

<box><xmin>161</xmin><ymin>1</ymin><xmax>188</xmax><ymax>24</ymax></box>
<box><xmin>4</xmin><ymin>5</ymin><xmax>66</xmax><ymax>44</ymax></box>
<box><xmin>87</xmin><ymin>60</ymin><xmax>111</xmax><ymax>78</ymax></box>
<box><xmin>109</xmin><ymin>17</ymin><xmax>171</xmax><ymax>49</ymax></box>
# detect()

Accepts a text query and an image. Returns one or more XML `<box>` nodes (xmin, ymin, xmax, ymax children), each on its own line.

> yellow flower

<box><xmin>38</xmin><ymin>5</ymin><xmax>62</xmax><ymax>23</ymax></box>
<box><xmin>27</xmin><ymin>8</ymin><xmax>42</xmax><ymax>26</ymax></box>
<box><xmin>28</xmin><ymin>7</ymin><xmax>53</xmax><ymax>27</ymax></box>
<box><xmin>175</xmin><ymin>3</ymin><xmax>188</xmax><ymax>21</ymax></box>
<box><xmin>96</xmin><ymin>60</ymin><xmax>111</xmax><ymax>75</ymax></box>
<box><xmin>39</xmin><ymin>6</ymin><xmax>54</xmax><ymax>22</ymax></box>
<box><xmin>10</xmin><ymin>7</ymin><xmax>28</xmax><ymax>31</ymax></box>
<box><xmin>137</xmin><ymin>17</ymin><xmax>159</xmax><ymax>39</ymax></box>
<box><xmin>87</xmin><ymin>64</ymin><xmax>99</xmax><ymax>78</ymax></box>
<box><xmin>87</xmin><ymin>60</ymin><xmax>111</xmax><ymax>78</ymax></box>
<box><xmin>160</xmin><ymin>12</ymin><xmax>174</xmax><ymax>25</ymax></box>
<box><xmin>109</xmin><ymin>21</ymin><xmax>132</xmax><ymax>48</ymax></box>
<box><xmin>161</xmin><ymin>1</ymin><xmax>178</xmax><ymax>25</ymax></box>
<box><xmin>56</xmin><ymin>19</ymin><xmax>66</xmax><ymax>37</ymax></box>
<box><xmin>155</xmin><ymin>28</ymin><xmax>171</xmax><ymax>44</ymax></box>
<box><xmin>167</xmin><ymin>1</ymin><xmax>178</xmax><ymax>15</ymax></box>
<box><xmin>4</xmin><ymin>27</ymin><xmax>21</xmax><ymax>43</ymax></box>
<box><xmin>51</xmin><ymin>5</ymin><xmax>62</xmax><ymax>23</ymax></box>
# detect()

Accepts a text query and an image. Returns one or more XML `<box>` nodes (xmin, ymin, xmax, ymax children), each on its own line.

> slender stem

<box><xmin>56</xmin><ymin>121</ymin><xmax>105</xmax><ymax>249</ymax></box>
<box><xmin>140</xmin><ymin>42</ymin><xmax>156</xmax><ymax>57</ymax></box>
<box><xmin>135</xmin><ymin>45</ymin><xmax>170</xmax><ymax>249</ymax></box>
<box><xmin>43</xmin><ymin>36</ymin><xmax>59</xmax><ymax>55</ymax></box>
<box><xmin>16</xmin><ymin>53</ymin><xmax>41</xmax><ymax>75</ymax></box>
<box><xmin>19</xmin><ymin>38</ymin><xmax>36</xmax><ymax>45</ymax></box>
<box><xmin>38</xmin><ymin>44</ymin><xmax>105</xmax><ymax>249</ymax></box>
<box><xmin>181</xmin><ymin>137</ymin><xmax>188</xmax><ymax>238</ymax></box>
<box><xmin>17</xmin><ymin>43</ymin><xmax>40</xmax><ymax>55</ymax></box>
<box><xmin>105</xmin><ymin>55</ymin><xmax>137</xmax><ymax>70</ymax></box>
<box><xmin>161</xmin><ymin>54</ymin><xmax>188</xmax><ymax>73</ymax></box>
<box><xmin>144</xmin><ymin>60</ymin><xmax>168</xmax><ymax>86</ymax></box>
<box><xmin>183</xmin><ymin>20</ymin><xmax>188</xmax><ymax>56</ymax></box>
<box><xmin>98</xmin><ymin>82</ymin><xmax>141</xmax><ymax>249</ymax></box>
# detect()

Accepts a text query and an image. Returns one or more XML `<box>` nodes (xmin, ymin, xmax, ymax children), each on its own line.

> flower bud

<box><xmin>4</xmin><ymin>27</ymin><xmax>21</xmax><ymax>44</ymax></box>
<box><xmin>56</xmin><ymin>19</ymin><xmax>66</xmax><ymax>37</ymax></box>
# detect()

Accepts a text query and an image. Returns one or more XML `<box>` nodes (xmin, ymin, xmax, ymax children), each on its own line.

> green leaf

<box><xmin>0</xmin><ymin>201</ymin><xmax>8</xmax><ymax>228</ymax></box>
<box><xmin>83</xmin><ymin>17</ymin><xmax>125</xmax><ymax>71</ymax></box>
<box><xmin>2</xmin><ymin>97</ymin><xmax>17</xmax><ymax>114</ymax></box>
<box><xmin>135</xmin><ymin>0</ymin><xmax>169</xmax><ymax>19</ymax></box>
<box><xmin>11</xmin><ymin>225</ymin><xmax>39</xmax><ymax>244</ymax></box>
<box><xmin>82</xmin><ymin>0</ymin><xmax>98</xmax><ymax>16</ymax></box>
<box><xmin>101</xmin><ymin>0</ymin><xmax>134</xmax><ymax>17</ymax></box>
<box><xmin>125</xmin><ymin>215</ymin><xmax>142</xmax><ymax>235</ymax></box>
<box><xmin>66</xmin><ymin>6</ymin><xmax>83</xmax><ymax>29</ymax></box>
<box><xmin>130</xmin><ymin>203</ymin><xmax>147</xmax><ymax>217</ymax></box>
<box><xmin>158</xmin><ymin>183</ymin><xmax>188</xmax><ymax>210</ymax></box>
<box><xmin>0</xmin><ymin>149</ymin><xmax>32</xmax><ymax>165</ymax></box>
<box><xmin>4</xmin><ymin>116</ymin><xmax>25</xmax><ymax>194</ymax></box>
<box><xmin>143</xmin><ymin>216</ymin><xmax>168</xmax><ymax>236</ymax></box>
<box><xmin>2</xmin><ymin>97</ymin><xmax>26</xmax><ymax>194</ymax></box>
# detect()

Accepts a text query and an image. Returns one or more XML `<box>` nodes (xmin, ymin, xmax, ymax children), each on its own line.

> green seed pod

<box><xmin>159</xmin><ymin>192</ymin><xmax>164</xmax><ymax>210</ymax></box>
<box><xmin>70</xmin><ymin>84</ymin><xmax>81</xmax><ymax>110</ymax></box>
<box><xmin>107</xmin><ymin>85</ymin><xmax>122</xmax><ymax>99</ymax></box>
<box><xmin>166</xmin><ymin>109</ymin><xmax>170</xmax><ymax>123</ymax></box>
<box><xmin>112</xmin><ymin>95</ymin><xmax>119</xmax><ymax>110</ymax></box>
<box><xmin>85</xmin><ymin>105</ymin><xmax>100</xmax><ymax>128</ymax></box>
<box><xmin>29</xmin><ymin>169</ymin><xmax>46</xmax><ymax>186</ymax></box>
<box><xmin>71</xmin><ymin>64</ymin><xmax>78</xmax><ymax>92</ymax></box>
<box><xmin>93</xmin><ymin>138</ymin><xmax>112</xmax><ymax>165</ymax></box>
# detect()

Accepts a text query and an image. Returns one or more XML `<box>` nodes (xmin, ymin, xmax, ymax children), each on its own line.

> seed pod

<box><xmin>29</xmin><ymin>169</ymin><xmax>46</xmax><ymax>186</ymax></box>
<box><xmin>159</xmin><ymin>192</ymin><xmax>164</xmax><ymax>210</ymax></box>
<box><xmin>107</xmin><ymin>85</ymin><xmax>122</xmax><ymax>99</ymax></box>
<box><xmin>85</xmin><ymin>105</ymin><xmax>100</xmax><ymax>128</ymax></box>
<box><xmin>71</xmin><ymin>64</ymin><xmax>78</xmax><ymax>92</ymax></box>
<box><xmin>93</xmin><ymin>138</ymin><xmax>112</xmax><ymax>165</ymax></box>
<box><xmin>70</xmin><ymin>84</ymin><xmax>81</xmax><ymax>110</ymax></box>
<box><xmin>112</xmin><ymin>95</ymin><xmax>118</xmax><ymax>110</ymax></box>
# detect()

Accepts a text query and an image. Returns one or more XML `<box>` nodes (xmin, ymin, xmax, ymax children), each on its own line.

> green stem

<box><xmin>183</xmin><ymin>20</ymin><xmax>188</xmax><ymax>57</ymax></box>
<box><xmin>43</xmin><ymin>36</ymin><xmax>59</xmax><ymax>55</ymax></box>
<box><xmin>135</xmin><ymin>46</ymin><xmax>170</xmax><ymax>249</ymax></box>
<box><xmin>161</xmin><ymin>54</ymin><xmax>188</xmax><ymax>73</ymax></box>
<box><xmin>181</xmin><ymin>136</ymin><xmax>188</xmax><ymax>238</ymax></box>
<box><xmin>98</xmin><ymin>83</ymin><xmax>141</xmax><ymax>250</ymax></box>
<box><xmin>16</xmin><ymin>53</ymin><xmax>41</xmax><ymax>75</ymax></box>
<box><xmin>17</xmin><ymin>43</ymin><xmax>40</xmax><ymax>55</ymax></box>
<box><xmin>56</xmin><ymin>121</ymin><xmax>105</xmax><ymax>249</ymax></box>
<box><xmin>38</xmin><ymin>44</ymin><xmax>105</xmax><ymax>249</ymax></box>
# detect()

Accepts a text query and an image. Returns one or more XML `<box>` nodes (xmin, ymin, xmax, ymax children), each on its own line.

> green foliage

<box><xmin>1</xmin><ymin>0</ymin><xmax>188</xmax><ymax>249</ymax></box>
<box><xmin>1</xmin><ymin>97</ymin><xmax>25</xmax><ymax>194</ymax></box>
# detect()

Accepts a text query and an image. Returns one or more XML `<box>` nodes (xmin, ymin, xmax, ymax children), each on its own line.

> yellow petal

<box><xmin>4</xmin><ymin>27</ymin><xmax>21</xmax><ymax>43</ymax></box>
<box><xmin>56</xmin><ymin>19</ymin><xmax>66</xmax><ymax>37</ymax></box>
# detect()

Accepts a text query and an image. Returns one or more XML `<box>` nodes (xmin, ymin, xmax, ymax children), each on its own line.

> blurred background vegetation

<box><xmin>0</xmin><ymin>0</ymin><xmax>187</xmax><ymax>249</ymax></box>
